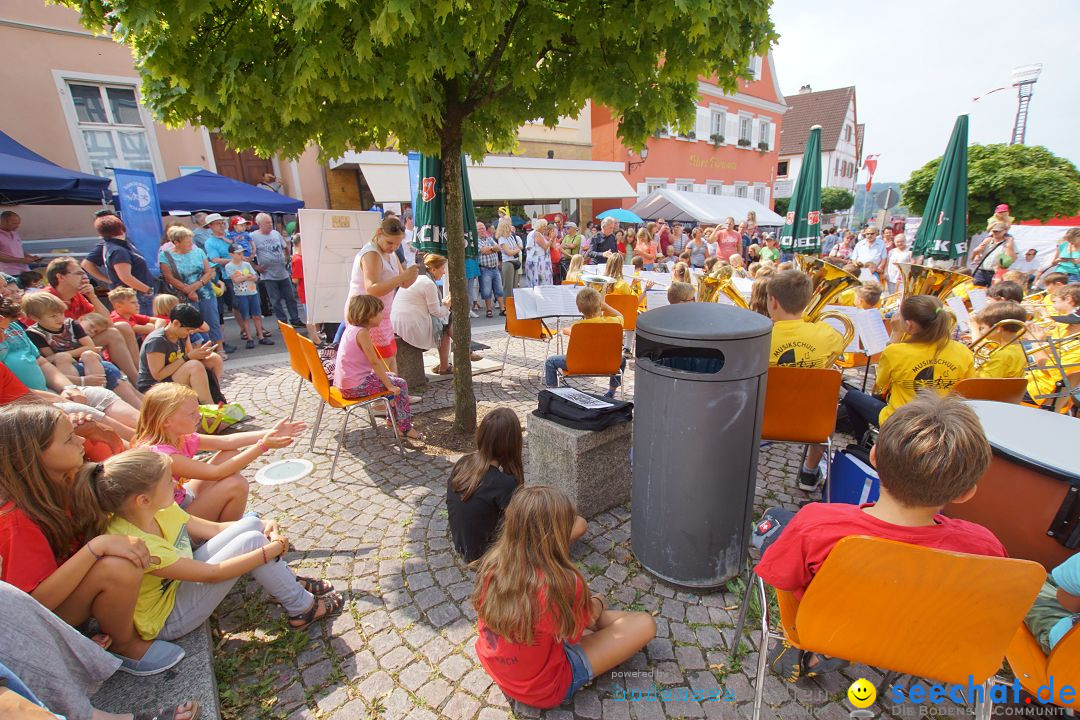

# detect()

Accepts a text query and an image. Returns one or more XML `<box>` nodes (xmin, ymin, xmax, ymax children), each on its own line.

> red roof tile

<box><xmin>778</xmin><ymin>86</ymin><xmax>855</xmax><ymax>156</ymax></box>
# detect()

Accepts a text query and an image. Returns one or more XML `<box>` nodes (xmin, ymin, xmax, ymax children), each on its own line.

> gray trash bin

<box><xmin>631</xmin><ymin>302</ymin><xmax>772</xmax><ymax>589</ymax></box>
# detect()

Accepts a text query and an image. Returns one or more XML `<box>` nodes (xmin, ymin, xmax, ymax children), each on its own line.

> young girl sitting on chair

<box><xmin>472</xmin><ymin>485</ymin><xmax>655</xmax><ymax>709</ymax></box>
<box><xmin>334</xmin><ymin>294</ymin><xmax>422</xmax><ymax>446</ymax></box>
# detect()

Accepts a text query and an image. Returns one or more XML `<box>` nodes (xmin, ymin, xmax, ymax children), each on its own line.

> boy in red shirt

<box><xmin>755</xmin><ymin>392</ymin><xmax>1005</xmax><ymax>680</ymax></box>
<box><xmin>107</xmin><ymin>286</ymin><xmax>156</xmax><ymax>341</ymax></box>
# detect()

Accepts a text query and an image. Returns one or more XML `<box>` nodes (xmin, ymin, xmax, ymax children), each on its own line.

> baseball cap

<box><xmin>228</xmin><ymin>244</ymin><xmax>245</xmax><ymax>253</ymax></box>
<box><xmin>1050</xmin><ymin>312</ymin><xmax>1080</xmax><ymax>325</ymax></box>
<box><xmin>995</xmin><ymin>203</ymin><xmax>1010</xmax><ymax>213</ymax></box>
<box><xmin>202</xmin><ymin>213</ymin><xmax>227</xmax><ymax>226</ymax></box>
<box><xmin>229</xmin><ymin>216</ymin><xmax>249</xmax><ymax>229</ymax></box>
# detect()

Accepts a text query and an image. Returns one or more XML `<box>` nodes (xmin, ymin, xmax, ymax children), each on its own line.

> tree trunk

<box><xmin>441</xmin><ymin>128</ymin><xmax>478</xmax><ymax>435</ymax></box>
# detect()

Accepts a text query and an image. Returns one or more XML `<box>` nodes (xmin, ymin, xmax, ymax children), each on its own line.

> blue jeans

<box><xmin>479</xmin><ymin>265</ymin><xmax>503</xmax><ymax>300</ymax></box>
<box><xmin>843</xmin><ymin>389</ymin><xmax>887</xmax><ymax>444</ymax></box>
<box><xmin>544</xmin><ymin>355</ymin><xmax>624</xmax><ymax>392</ymax></box>
<box><xmin>561</xmin><ymin>642</ymin><xmax>594</xmax><ymax>704</ymax></box>
<box><xmin>263</xmin><ymin>278</ymin><xmax>300</xmax><ymax>324</ymax></box>
<box><xmin>74</xmin><ymin>360</ymin><xmax>125</xmax><ymax>389</ymax></box>
<box><xmin>138</xmin><ymin>292</ymin><xmax>154</xmax><ymax>316</ymax></box>
<box><xmin>197</xmin><ymin>296</ymin><xmax>223</xmax><ymax>343</ymax></box>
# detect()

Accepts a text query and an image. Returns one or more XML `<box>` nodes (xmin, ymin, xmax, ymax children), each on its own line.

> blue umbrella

<box><xmin>596</xmin><ymin>208</ymin><xmax>644</xmax><ymax>224</ymax></box>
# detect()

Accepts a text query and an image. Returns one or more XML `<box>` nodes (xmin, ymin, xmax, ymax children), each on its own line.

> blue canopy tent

<box><xmin>0</xmin><ymin>130</ymin><xmax>112</xmax><ymax>205</ymax></box>
<box><xmin>156</xmin><ymin>170</ymin><xmax>304</xmax><ymax>213</ymax></box>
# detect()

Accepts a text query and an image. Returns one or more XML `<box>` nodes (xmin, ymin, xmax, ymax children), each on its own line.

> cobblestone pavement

<box><xmin>214</xmin><ymin>328</ymin><xmax>980</xmax><ymax>720</ymax></box>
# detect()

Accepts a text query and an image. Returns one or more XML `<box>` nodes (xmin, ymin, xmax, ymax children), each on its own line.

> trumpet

<box><xmin>969</xmin><ymin>319</ymin><xmax>1027</xmax><ymax>370</ymax></box>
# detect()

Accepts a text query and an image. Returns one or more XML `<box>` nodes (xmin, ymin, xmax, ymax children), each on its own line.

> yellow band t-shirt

<box><xmin>769</xmin><ymin>319</ymin><xmax>845</xmax><ymax>369</ymax></box>
<box><xmin>107</xmin><ymin>503</ymin><xmax>193</xmax><ymax>640</ymax></box>
<box><xmin>1027</xmin><ymin>340</ymin><xmax>1080</xmax><ymax>403</ymax></box>
<box><xmin>875</xmin><ymin>340</ymin><xmax>974</xmax><ymax>423</ymax></box>
<box><xmin>574</xmin><ymin>314</ymin><xmax>623</xmax><ymax>328</ymax></box>
<box><xmin>974</xmin><ymin>342</ymin><xmax>1027</xmax><ymax>379</ymax></box>
<box><xmin>607</xmin><ymin>279</ymin><xmax>634</xmax><ymax>296</ymax></box>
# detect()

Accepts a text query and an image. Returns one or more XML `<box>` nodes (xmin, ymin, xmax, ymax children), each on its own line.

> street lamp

<box><xmin>627</xmin><ymin>147</ymin><xmax>649</xmax><ymax>173</ymax></box>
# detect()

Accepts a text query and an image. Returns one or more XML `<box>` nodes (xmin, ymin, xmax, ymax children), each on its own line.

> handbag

<box><xmin>198</xmin><ymin>402</ymin><xmax>246</xmax><ymax>434</ymax></box>
<box><xmin>158</xmin><ymin>250</ymin><xmax>183</xmax><ymax>297</ymax></box>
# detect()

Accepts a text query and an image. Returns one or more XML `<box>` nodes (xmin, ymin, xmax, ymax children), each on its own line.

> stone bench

<box><xmin>92</xmin><ymin>623</ymin><xmax>221</xmax><ymax>719</ymax></box>
<box><xmin>526</xmin><ymin>413</ymin><xmax>633</xmax><ymax>518</ymax></box>
<box><xmin>395</xmin><ymin>337</ymin><xmax>429</xmax><ymax>391</ymax></box>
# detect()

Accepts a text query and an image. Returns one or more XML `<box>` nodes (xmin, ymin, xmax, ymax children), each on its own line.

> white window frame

<box><xmin>746</xmin><ymin>55</ymin><xmax>762</xmax><ymax>80</ymax></box>
<box><xmin>706</xmin><ymin>181</ymin><xmax>724</xmax><ymax>196</ymax></box>
<box><xmin>734</xmin><ymin>183</ymin><xmax>749</xmax><ymax>199</ymax></box>
<box><xmin>753</xmin><ymin>184</ymin><xmax>767</xmax><ymax>205</ymax></box>
<box><xmin>757</xmin><ymin>120</ymin><xmax>771</xmax><ymax>150</ymax></box>
<box><xmin>52</xmin><ymin>70</ymin><xmax>165</xmax><ymax>182</ymax></box>
<box><xmin>675</xmin><ymin>178</ymin><xmax>694</xmax><ymax>193</ymax></box>
<box><xmin>645</xmin><ymin>177</ymin><xmax>668</xmax><ymax>195</ymax></box>
<box><xmin>777</xmin><ymin>160</ymin><xmax>789</xmax><ymax>178</ymax></box>
<box><xmin>709</xmin><ymin>108</ymin><xmax>726</xmax><ymax>142</ymax></box>
<box><xmin>738</xmin><ymin>114</ymin><xmax>753</xmax><ymax>147</ymax></box>
<box><xmin>845</xmin><ymin>124</ymin><xmax>853</xmax><ymax>142</ymax></box>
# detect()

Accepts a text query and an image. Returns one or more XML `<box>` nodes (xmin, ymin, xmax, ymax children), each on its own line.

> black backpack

<box><xmin>534</xmin><ymin>388</ymin><xmax>633</xmax><ymax>431</ymax></box>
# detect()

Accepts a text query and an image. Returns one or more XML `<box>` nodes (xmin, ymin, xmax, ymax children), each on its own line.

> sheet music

<box><xmin>946</xmin><ymin>296</ymin><xmax>971</xmax><ymax>333</ymax></box>
<box><xmin>822</xmin><ymin>305</ymin><xmax>861</xmax><ymax>353</ymax></box>
<box><xmin>547</xmin><ymin>387</ymin><xmax>614</xmax><ymax>409</ymax></box>
<box><xmin>645</xmin><ymin>288</ymin><xmax>670</xmax><ymax>309</ymax></box>
<box><xmin>853</xmin><ymin>309</ymin><xmax>890</xmax><ymax>356</ymax></box>
<box><xmin>967</xmin><ymin>288</ymin><xmax>988</xmax><ymax>312</ymax></box>
<box><xmin>513</xmin><ymin>286</ymin><xmax>582</xmax><ymax>319</ymax></box>
<box><xmin>638</xmin><ymin>270</ymin><xmax>673</xmax><ymax>288</ymax></box>
<box><xmin>731</xmin><ymin>276</ymin><xmax>754</xmax><ymax>298</ymax></box>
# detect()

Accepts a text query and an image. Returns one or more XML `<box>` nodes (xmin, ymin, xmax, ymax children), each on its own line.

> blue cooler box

<box><xmin>824</xmin><ymin>449</ymin><xmax>880</xmax><ymax>505</ymax></box>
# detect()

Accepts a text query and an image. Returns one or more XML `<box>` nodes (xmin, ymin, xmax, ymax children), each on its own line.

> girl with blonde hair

<box><xmin>564</xmin><ymin>255</ymin><xmax>585</xmax><ymax>284</ymax></box>
<box><xmin>472</xmin><ymin>486</ymin><xmax>654</xmax><ymax>708</ymax></box>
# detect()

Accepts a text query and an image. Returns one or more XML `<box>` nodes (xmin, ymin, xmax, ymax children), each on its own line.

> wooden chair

<box><xmin>731</xmin><ymin>536</ymin><xmax>1046</xmax><ymax>720</ymax></box>
<box><xmin>952</xmin><ymin>377</ymin><xmax>1028</xmax><ymax>404</ymax></box>
<box><xmin>1005</xmin><ymin>622</ymin><xmax>1080</xmax><ymax>711</ymax></box>
<box><xmin>501</xmin><ymin>297</ymin><xmax>554</xmax><ymax>377</ymax></box>
<box><xmin>557</xmin><ymin>321</ymin><xmax>625</xmax><ymax>397</ymax></box>
<box><xmin>761</xmin><ymin>366</ymin><xmax>843</xmax><ymax>498</ymax></box>
<box><xmin>295</xmin><ymin>335</ymin><xmax>403</xmax><ymax>479</ymax></box>
<box><xmin>278</xmin><ymin>321</ymin><xmax>311</xmax><ymax>420</ymax></box>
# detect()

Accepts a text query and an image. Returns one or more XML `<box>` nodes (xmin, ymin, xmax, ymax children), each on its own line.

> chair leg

<box><xmin>729</xmin><ymin>569</ymin><xmax>756</xmax><ymax>660</ymax></box>
<box><xmin>823</xmin><ymin>438</ymin><xmax>833</xmax><ymax>502</ymax></box>
<box><xmin>366</xmin><ymin>405</ymin><xmax>378</xmax><ymax>434</ymax></box>
<box><xmin>751</xmin><ymin>577</ymin><xmax>770</xmax><ymax>720</ymax></box>
<box><xmin>520</xmin><ymin>338</ymin><xmax>528</xmax><ymax>374</ymax></box>
<box><xmin>384</xmin><ymin>397</ymin><xmax>405</xmax><ymax>455</ymax></box>
<box><xmin>501</xmin><ymin>334</ymin><xmax>511</xmax><ymax>377</ymax></box>
<box><xmin>309</xmin><ymin>402</ymin><xmax>326</xmax><ymax>452</ymax></box>
<box><xmin>330</xmin><ymin>406</ymin><xmax>354</xmax><ymax>481</ymax></box>
<box><xmin>290</xmin><ymin>377</ymin><xmax>303</xmax><ymax>420</ymax></box>
<box><xmin>974</xmin><ymin>679</ymin><xmax>993</xmax><ymax>720</ymax></box>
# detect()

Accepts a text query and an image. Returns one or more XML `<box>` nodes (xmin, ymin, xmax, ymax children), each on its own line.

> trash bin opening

<box><xmin>646</xmin><ymin>347</ymin><xmax>725</xmax><ymax>374</ymax></box>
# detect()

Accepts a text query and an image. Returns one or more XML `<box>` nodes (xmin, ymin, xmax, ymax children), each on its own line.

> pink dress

<box><xmin>346</xmin><ymin>242</ymin><xmax>399</xmax><ymax>347</ymax></box>
<box><xmin>150</xmin><ymin>434</ymin><xmax>200</xmax><ymax>505</ymax></box>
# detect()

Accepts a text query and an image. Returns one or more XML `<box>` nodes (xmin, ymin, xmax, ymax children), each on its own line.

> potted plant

<box><xmin>737</xmin><ymin>138</ymin><xmax>751</xmax><ymax>148</ymax></box>
<box><xmin>710</xmin><ymin>133</ymin><xmax>724</xmax><ymax>146</ymax></box>
<box><xmin>686</xmin><ymin>130</ymin><xmax>696</xmax><ymax>140</ymax></box>
<box><xmin>757</xmin><ymin>141</ymin><xmax>769</xmax><ymax>151</ymax></box>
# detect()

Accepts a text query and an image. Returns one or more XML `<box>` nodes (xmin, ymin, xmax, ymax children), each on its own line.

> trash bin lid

<box><xmin>636</xmin><ymin>303</ymin><xmax>772</xmax><ymax>342</ymax></box>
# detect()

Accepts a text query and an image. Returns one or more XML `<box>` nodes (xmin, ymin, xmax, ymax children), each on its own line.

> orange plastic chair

<box><xmin>558</xmin><ymin>321</ymin><xmax>625</xmax><ymax>397</ymax></box>
<box><xmin>761</xmin><ymin>366</ymin><xmax>843</xmax><ymax>497</ymax></box>
<box><xmin>731</xmin><ymin>536</ymin><xmax>1046</xmax><ymax>720</ymax></box>
<box><xmin>604</xmin><ymin>293</ymin><xmax>639</xmax><ymax>333</ymax></box>
<box><xmin>1006</xmin><ymin>622</ymin><xmax>1080</xmax><ymax>711</ymax></box>
<box><xmin>501</xmin><ymin>296</ymin><xmax>554</xmax><ymax>377</ymax></box>
<box><xmin>835</xmin><ymin>350</ymin><xmax>880</xmax><ymax>392</ymax></box>
<box><xmin>952</xmin><ymin>377</ymin><xmax>1028</xmax><ymax>404</ymax></box>
<box><xmin>295</xmin><ymin>335</ymin><xmax>402</xmax><ymax>478</ymax></box>
<box><xmin>278</xmin><ymin>321</ymin><xmax>312</xmax><ymax>419</ymax></box>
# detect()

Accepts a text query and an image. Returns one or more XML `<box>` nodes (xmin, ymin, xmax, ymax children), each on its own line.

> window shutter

<box><xmin>695</xmin><ymin>106</ymin><xmax>710</xmax><ymax>140</ymax></box>
<box><xmin>726</xmin><ymin>113</ymin><xmax>739</xmax><ymax>144</ymax></box>
<box><xmin>768</xmin><ymin>122</ymin><xmax>776</xmax><ymax>149</ymax></box>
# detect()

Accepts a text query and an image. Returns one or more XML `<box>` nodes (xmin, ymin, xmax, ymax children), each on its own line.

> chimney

<box><xmin>799</xmin><ymin>84</ymin><xmax>812</xmax><ymax>94</ymax></box>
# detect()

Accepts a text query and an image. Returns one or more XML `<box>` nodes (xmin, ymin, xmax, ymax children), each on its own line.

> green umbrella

<box><xmin>779</xmin><ymin>125</ymin><xmax>823</xmax><ymax>255</ymax></box>
<box><xmin>413</xmin><ymin>153</ymin><xmax>477</xmax><ymax>259</ymax></box>
<box><xmin>912</xmin><ymin>115</ymin><xmax>969</xmax><ymax>261</ymax></box>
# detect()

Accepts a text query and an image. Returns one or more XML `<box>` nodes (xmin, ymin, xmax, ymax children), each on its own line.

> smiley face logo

<box><xmin>847</xmin><ymin>678</ymin><xmax>877</xmax><ymax>709</ymax></box>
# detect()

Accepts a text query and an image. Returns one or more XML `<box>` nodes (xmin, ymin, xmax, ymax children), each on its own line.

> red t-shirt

<box><xmin>291</xmin><ymin>254</ymin><xmax>306</xmax><ymax>304</ymax></box>
<box><xmin>756</xmin><ymin>502</ymin><xmax>1006</xmax><ymax>599</ymax></box>
<box><xmin>48</xmin><ymin>286</ymin><xmax>94</xmax><ymax>320</ymax></box>
<box><xmin>714</xmin><ymin>230</ymin><xmax>742</xmax><ymax>261</ymax></box>
<box><xmin>0</xmin><ymin>502</ymin><xmax>61</xmax><ymax>593</ymax></box>
<box><xmin>0</xmin><ymin>363</ymin><xmax>30</xmax><ymax>404</ymax></box>
<box><xmin>110</xmin><ymin>310</ymin><xmax>153</xmax><ymax>327</ymax></box>
<box><xmin>475</xmin><ymin>575</ymin><xmax>590</xmax><ymax>708</ymax></box>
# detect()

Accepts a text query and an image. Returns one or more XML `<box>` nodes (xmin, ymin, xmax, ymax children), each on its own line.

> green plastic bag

<box><xmin>199</xmin><ymin>403</ymin><xmax>245</xmax><ymax>434</ymax></box>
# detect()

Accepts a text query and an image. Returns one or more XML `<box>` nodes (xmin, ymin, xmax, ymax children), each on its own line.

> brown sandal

<box><xmin>133</xmin><ymin>700</ymin><xmax>200</xmax><ymax>720</ymax></box>
<box><xmin>432</xmin><ymin>364</ymin><xmax>453</xmax><ymax>375</ymax></box>
<box><xmin>295</xmin><ymin>576</ymin><xmax>335</xmax><ymax>596</ymax></box>
<box><xmin>288</xmin><ymin>591</ymin><xmax>344</xmax><ymax>631</ymax></box>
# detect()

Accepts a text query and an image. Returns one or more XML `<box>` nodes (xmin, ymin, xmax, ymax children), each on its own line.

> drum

<box><xmin>945</xmin><ymin>401</ymin><xmax>1080</xmax><ymax>570</ymax></box>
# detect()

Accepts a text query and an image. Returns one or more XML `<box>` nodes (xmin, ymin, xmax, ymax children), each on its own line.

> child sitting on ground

<box><xmin>108</xmin><ymin>286</ymin><xmax>156</xmax><ymax>342</ymax></box>
<box><xmin>473</xmin><ymin>485</ymin><xmax>655</xmax><ymax>709</ymax></box>
<box><xmin>756</xmin><ymin>393</ymin><xmax>1005</xmax><ymax>680</ymax></box>
<box><xmin>76</xmin><ymin>311</ymin><xmax>111</xmax><ymax>340</ymax></box>
<box><xmin>971</xmin><ymin>301</ymin><xmax>1028</xmax><ymax>379</ymax></box>
<box><xmin>18</xmin><ymin>270</ymin><xmax>44</xmax><ymax>290</ymax></box>
<box><xmin>152</xmin><ymin>293</ymin><xmax>180</xmax><ymax>330</ymax></box>
<box><xmin>667</xmin><ymin>281</ymin><xmax>695</xmax><ymax>305</ymax></box>
<box><xmin>447</xmin><ymin>408</ymin><xmax>586</xmax><ymax>563</ymax></box>
<box><xmin>334</xmin><ymin>294</ymin><xmax>422</xmax><ymax>445</ymax></box>
<box><xmin>96</xmin><ymin>449</ymin><xmax>343</xmax><ymax>642</ymax></box>
<box><xmin>134</xmin><ymin>383</ymin><xmax>304</xmax><ymax>522</ymax></box>
<box><xmin>1024</xmin><ymin>554</ymin><xmax>1080</xmax><ymax>654</ymax></box>
<box><xmin>543</xmin><ymin>288</ymin><xmax>624</xmax><ymax>398</ymax></box>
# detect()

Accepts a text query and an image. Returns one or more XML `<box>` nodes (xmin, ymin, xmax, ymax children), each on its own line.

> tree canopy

<box><xmin>820</xmin><ymin>187</ymin><xmax>854</xmax><ymax>215</ymax></box>
<box><xmin>902</xmin><ymin>144</ymin><xmax>1080</xmax><ymax>237</ymax></box>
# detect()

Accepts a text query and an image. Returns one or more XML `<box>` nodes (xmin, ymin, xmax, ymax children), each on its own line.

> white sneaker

<box><xmin>408</xmin><ymin>395</ymin><xmax>422</xmax><ymax>404</ymax></box>
<box><xmin>469</xmin><ymin>310</ymin><xmax>479</xmax><ymax>318</ymax></box>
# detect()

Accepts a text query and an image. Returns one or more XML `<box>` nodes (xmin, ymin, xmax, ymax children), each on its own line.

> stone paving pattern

<box><xmin>214</xmin><ymin>328</ymin><xmax>987</xmax><ymax>720</ymax></box>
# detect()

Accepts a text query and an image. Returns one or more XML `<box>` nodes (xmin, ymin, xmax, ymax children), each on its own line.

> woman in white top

<box><xmin>496</xmin><ymin>217</ymin><xmax>522</xmax><ymax>295</ymax></box>
<box><xmin>343</xmin><ymin>216</ymin><xmax>419</xmax><ymax>372</ymax></box>
<box><xmin>392</xmin><ymin>254</ymin><xmax>453</xmax><ymax>374</ymax></box>
<box><xmin>884</xmin><ymin>233</ymin><xmax>913</xmax><ymax>294</ymax></box>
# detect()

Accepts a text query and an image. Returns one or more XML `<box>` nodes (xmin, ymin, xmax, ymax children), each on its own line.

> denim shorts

<box><xmin>73</xmin><ymin>360</ymin><xmax>124</xmax><ymax>390</ymax></box>
<box><xmin>562</xmin><ymin>642</ymin><xmax>594</xmax><ymax>704</ymax></box>
<box><xmin>233</xmin><ymin>293</ymin><xmax>261</xmax><ymax>319</ymax></box>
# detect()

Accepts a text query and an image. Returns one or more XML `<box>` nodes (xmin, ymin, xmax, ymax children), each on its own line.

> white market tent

<box><xmin>1004</xmin><ymin>223</ymin><xmax>1077</xmax><ymax>272</ymax></box>
<box><xmin>629</xmin><ymin>188</ymin><xmax>785</xmax><ymax>226</ymax></box>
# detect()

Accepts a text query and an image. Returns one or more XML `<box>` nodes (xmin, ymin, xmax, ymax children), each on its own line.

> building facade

<box><xmin>774</xmin><ymin>85</ymin><xmax>862</xmax><ymax>199</ymax></box>
<box><xmin>591</xmin><ymin>52</ymin><xmax>787</xmax><ymax>214</ymax></box>
<box><xmin>0</xmin><ymin>0</ymin><xmax>328</xmax><ymax>241</ymax></box>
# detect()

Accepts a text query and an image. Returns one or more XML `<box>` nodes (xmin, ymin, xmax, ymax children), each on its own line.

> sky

<box><xmin>770</xmin><ymin>0</ymin><xmax>1080</xmax><ymax>183</ymax></box>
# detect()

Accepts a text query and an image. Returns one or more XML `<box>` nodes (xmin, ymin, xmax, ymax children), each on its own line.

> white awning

<box><xmin>629</xmin><ymin>188</ymin><xmax>786</xmax><ymax>226</ymax></box>
<box><xmin>330</xmin><ymin>151</ymin><xmax>635</xmax><ymax>203</ymax></box>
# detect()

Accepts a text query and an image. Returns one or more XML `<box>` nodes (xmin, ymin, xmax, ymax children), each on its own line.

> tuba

<box><xmin>970</xmin><ymin>320</ymin><xmax>1027</xmax><ymax>370</ymax></box>
<box><xmin>580</xmin><ymin>274</ymin><xmax>615</xmax><ymax>296</ymax></box>
<box><xmin>696</xmin><ymin>265</ymin><xmax>749</xmax><ymax>308</ymax></box>
<box><xmin>886</xmin><ymin>263</ymin><xmax>971</xmax><ymax>311</ymax></box>
<box><xmin>794</xmin><ymin>254</ymin><xmax>861</xmax><ymax>366</ymax></box>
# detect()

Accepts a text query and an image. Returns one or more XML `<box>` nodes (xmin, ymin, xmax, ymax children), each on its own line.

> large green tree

<box><xmin>820</xmin><ymin>187</ymin><xmax>854</xmax><ymax>215</ymax></box>
<box><xmin>903</xmin><ymin>144</ymin><xmax>1080</xmax><ymax>238</ymax></box>
<box><xmin>66</xmin><ymin>0</ymin><xmax>776</xmax><ymax>432</ymax></box>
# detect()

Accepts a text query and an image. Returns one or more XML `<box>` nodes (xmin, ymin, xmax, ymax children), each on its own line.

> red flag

<box><xmin>862</xmin><ymin>154</ymin><xmax>879</xmax><ymax>192</ymax></box>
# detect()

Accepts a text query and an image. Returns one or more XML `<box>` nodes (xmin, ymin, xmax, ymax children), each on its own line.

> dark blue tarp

<box><xmin>156</xmin><ymin>170</ymin><xmax>304</xmax><ymax>213</ymax></box>
<box><xmin>0</xmin><ymin>130</ymin><xmax>112</xmax><ymax>205</ymax></box>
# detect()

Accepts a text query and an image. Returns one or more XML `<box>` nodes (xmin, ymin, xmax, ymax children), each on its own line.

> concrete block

<box><xmin>395</xmin><ymin>338</ymin><xmax>429</xmax><ymax>390</ymax></box>
<box><xmin>526</xmin><ymin>412</ymin><xmax>632</xmax><ymax>518</ymax></box>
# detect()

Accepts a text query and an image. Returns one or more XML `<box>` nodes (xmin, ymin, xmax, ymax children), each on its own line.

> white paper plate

<box><xmin>255</xmin><ymin>458</ymin><xmax>314</xmax><ymax>486</ymax></box>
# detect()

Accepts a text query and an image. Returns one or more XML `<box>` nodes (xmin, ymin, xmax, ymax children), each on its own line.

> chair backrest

<box><xmin>760</xmin><ymin>366</ymin><xmax>843</xmax><ymax>443</ymax></box>
<box><xmin>565</xmin><ymin>321</ymin><xmax>623</xmax><ymax>375</ymax></box>
<box><xmin>296</xmin><ymin>334</ymin><xmax>331</xmax><ymax>401</ymax></box>
<box><xmin>504</xmin><ymin>297</ymin><xmax>548</xmax><ymax>340</ymax></box>
<box><xmin>835</xmin><ymin>351</ymin><xmax>881</xmax><ymax>369</ymax></box>
<box><xmin>278</xmin><ymin>321</ymin><xmax>310</xmax><ymax>380</ymax></box>
<box><xmin>952</xmin><ymin>377</ymin><xmax>1027</xmax><ymax>404</ymax></box>
<box><xmin>604</xmin><ymin>293</ymin><xmax>639</xmax><ymax>332</ymax></box>
<box><xmin>791</xmin><ymin>536</ymin><xmax>1046</xmax><ymax>685</ymax></box>
<box><xmin>1047</xmin><ymin>623</ymin><xmax>1080</xmax><ymax>691</ymax></box>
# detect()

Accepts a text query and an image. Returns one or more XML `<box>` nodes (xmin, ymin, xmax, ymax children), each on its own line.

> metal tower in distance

<box><xmin>1010</xmin><ymin>64</ymin><xmax>1042</xmax><ymax>145</ymax></box>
